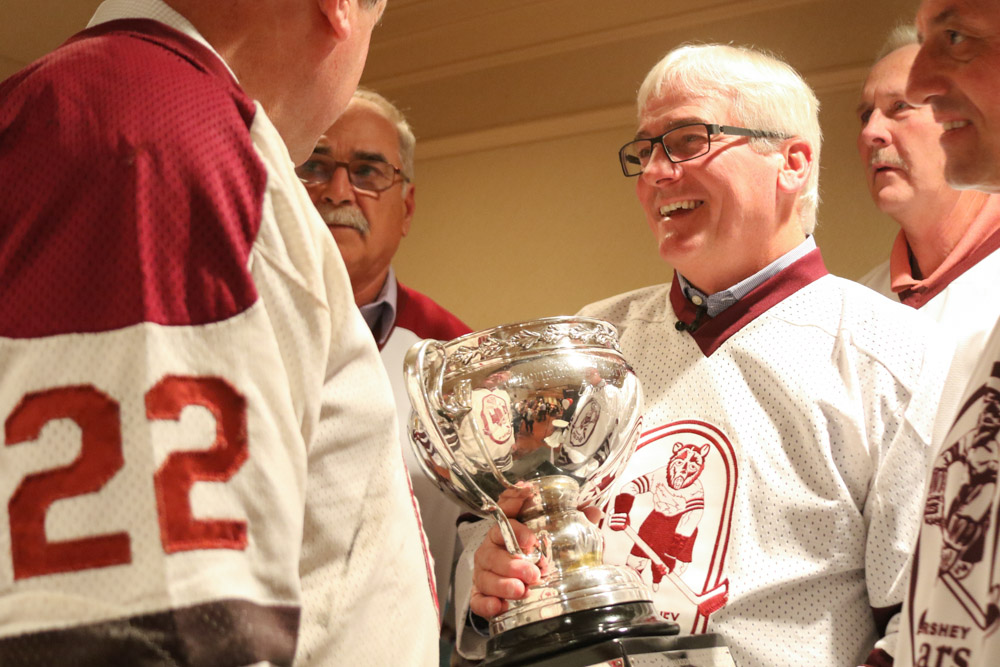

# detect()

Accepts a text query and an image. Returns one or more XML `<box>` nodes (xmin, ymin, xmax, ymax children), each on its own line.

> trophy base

<box><xmin>483</xmin><ymin>601</ymin><xmax>679</xmax><ymax>667</ymax></box>
<box><xmin>490</xmin><ymin>632</ymin><xmax>736</xmax><ymax>667</ymax></box>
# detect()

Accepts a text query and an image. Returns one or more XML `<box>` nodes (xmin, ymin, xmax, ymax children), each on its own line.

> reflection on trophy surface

<box><xmin>405</xmin><ymin>317</ymin><xmax>701</xmax><ymax>666</ymax></box>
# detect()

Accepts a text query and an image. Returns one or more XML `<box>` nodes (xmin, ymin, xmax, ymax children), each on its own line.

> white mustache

<box><xmin>316</xmin><ymin>205</ymin><xmax>370</xmax><ymax>236</ymax></box>
<box><xmin>869</xmin><ymin>148</ymin><xmax>907</xmax><ymax>171</ymax></box>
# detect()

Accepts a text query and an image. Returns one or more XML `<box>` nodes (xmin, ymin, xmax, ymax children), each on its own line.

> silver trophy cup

<box><xmin>405</xmin><ymin>317</ymin><xmax>687</xmax><ymax>665</ymax></box>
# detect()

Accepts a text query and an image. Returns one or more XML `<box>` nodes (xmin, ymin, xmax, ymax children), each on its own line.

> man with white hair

<box><xmin>459</xmin><ymin>44</ymin><xmax>957</xmax><ymax>667</ymax></box>
<box><xmin>298</xmin><ymin>88</ymin><xmax>472</xmax><ymax>615</ymax></box>
<box><xmin>895</xmin><ymin>2</ymin><xmax>1000</xmax><ymax>665</ymax></box>
<box><xmin>858</xmin><ymin>24</ymin><xmax>1000</xmax><ymax>387</ymax></box>
<box><xmin>0</xmin><ymin>0</ymin><xmax>439</xmax><ymax>664</ymax></box>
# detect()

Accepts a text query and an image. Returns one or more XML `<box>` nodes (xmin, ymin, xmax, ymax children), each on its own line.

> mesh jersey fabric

<box><xmin>379</xmin><ymin>281</ymin><xmax>472</xmax><ymax>616</ymax></box>
<box><xmin>452</xmin><ymin>249</ymin><xmax>957</xmax><ymax>665</ymax></box>
<box><xmin>576</xmin><ymin>251</ymin><xmax>956</xmax><ymax>667</ymax></box>
<box><xmin>0</xmin><ymin>18</ymin><xmax>438</xmax><ymax>667</ymax></box>
<box><xmin>896</xmin><ymin>321</ymin><xmax>1000</xmax><ymax>666</ymax></box>
<box><xmin>861</xmin><ymin>245</ymin><xmax>1000</xmax><ymax>412</ymax></box>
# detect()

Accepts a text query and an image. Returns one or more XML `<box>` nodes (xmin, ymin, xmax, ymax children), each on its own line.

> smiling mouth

<box><xmin>943</xmin><ymin>120</ymin><xmax>971</xmax><ymax>131</ymax></box>
<box><xmin>659</xmin><ymin>200</ymin><xmax>704</xmax><ymax>217</ymax></box>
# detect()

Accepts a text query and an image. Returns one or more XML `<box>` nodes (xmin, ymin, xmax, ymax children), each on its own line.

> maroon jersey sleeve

<box><xmin>0</xmin><ymin>23</ymin><xmax>288</xmax><ymax>665</ymax></box>
<box><xmin>0</xmin><ymin>20</ymin><xmax>266</xmax><ymax>339</ymax></box>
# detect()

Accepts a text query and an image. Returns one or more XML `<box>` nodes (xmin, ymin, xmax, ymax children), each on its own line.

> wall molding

<box><xmin>420</xmin><ymin>105</ymin><xmax>634</xmax><ymax>160</ymax></box>
<box><xmin>419</xmin><ymin>62</ymin><xmax>870</xmax><ymax>161</ymax></box>
<box><xmin>368</xmin><ymin>0</ymin><xmax>823</xmax><ymax>92</ymax></box>
<box><xmin>380</xmin><ymin>0</ymin><xmax>538</xmax><ymax>31</ymax></box>
<box><xmin>807</xmin><ymin>64</ymin><xmax>871</xmax><ymax>95</ymax></box>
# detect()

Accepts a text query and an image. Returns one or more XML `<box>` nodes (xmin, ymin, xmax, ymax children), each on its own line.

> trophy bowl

<box><xmin>404</xmin><ymin>316</ymin><xmax>679</xmax><ymax>665</ymax></box>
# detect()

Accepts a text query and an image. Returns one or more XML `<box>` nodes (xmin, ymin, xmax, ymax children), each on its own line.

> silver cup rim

<box><xmin>440</xmin><ymin>316</ymin><xmax>624</xmax><ymax>376</ymax></box>
<box><xmin>445</xmin><ymin>315</ymin><xmax>617</xmax><ymax>347</ymax></box>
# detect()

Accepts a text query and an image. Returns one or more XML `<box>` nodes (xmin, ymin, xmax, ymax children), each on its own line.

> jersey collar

<box><xmin>670</xmin><ymin>248</ymin><xmax>829</xmax><ymax>357</ymax></box>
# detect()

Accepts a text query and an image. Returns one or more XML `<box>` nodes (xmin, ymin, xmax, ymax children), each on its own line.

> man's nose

<box><xmin>640</xmin><ymin>142</ymin><xmax>682</xmax><ymax>183</ymax></box>
<box><xmin>319</xmin><ymin>163</ymin><xmax>356</xmax><ymax>205</ymax></box>
<box><xmin>860</xmin><ymin>109</ymin><xmax>891</xmax><ymax>147</ymax></box>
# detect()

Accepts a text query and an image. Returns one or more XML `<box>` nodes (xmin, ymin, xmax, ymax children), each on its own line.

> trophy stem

<box><xmin>486</xmin><ymin>475</ymin><xmax>651</xmax><ymax>636</ymax></box>
<box><xmin>519</xmin><ymin>476</ymin><xmax>603</xmax><ymax>577</ymax></box>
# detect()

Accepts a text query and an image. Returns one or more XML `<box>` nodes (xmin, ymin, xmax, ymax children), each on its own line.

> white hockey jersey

<box><xmin>896</xmin><ymin>320</ymin><xmax>1000</xmax><ymax>666</ymax></box>
<box><xmin>378</xmin><ymin>280</ymin><xmax>472</xmax><ymax>615</ymax></box>
<box><xmin>0</xmin><ymin>2</ymin><xmax>439</xmax><ymax>665</ymax></box>
<box><xmin>580</xmin><ymin>250</ymin><xmax>956</xmax><ymax>667</ymax></box>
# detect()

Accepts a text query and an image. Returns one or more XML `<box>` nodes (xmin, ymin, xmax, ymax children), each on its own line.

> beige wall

<box><xmin>395</xmin><ymin>84</ymin><xmax>901</xmax><ymax>332</ymax></box>
<box><xmin>2</xmin><ymin>1</ymin><xmax>917</xmax><ymax>334</ymax></box>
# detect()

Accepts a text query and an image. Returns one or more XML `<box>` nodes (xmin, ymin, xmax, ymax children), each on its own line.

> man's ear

<box><xmin>401</xmin><ymin>183</ymin><xmax>415</xmax><ymax>237</ymax></box>
<box><xmin>777</xmin><ymin>138</ymin><xmax>813</xmax><ymax>194</ymax></box>
<box><xmin>317</xmin><ymin>0</ymin><xmax>352</xmax><ymax>41</ymax></box>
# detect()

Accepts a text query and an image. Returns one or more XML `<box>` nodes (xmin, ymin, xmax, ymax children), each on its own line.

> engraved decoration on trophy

<box><xmin>404</xmin><ymin>316</ymin><xmax>688</xmax><ymax>666</ymax></box>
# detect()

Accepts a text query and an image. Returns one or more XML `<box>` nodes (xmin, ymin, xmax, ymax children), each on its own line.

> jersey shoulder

<box><xmin>0</xmin><ymin>21</ymin><xmax>266</xmax><ymax>338</ymax></box>
<box><xmin>814</xmin><ymin>275</ymin><xmax>955</xmax><ymax>385</ymax></box>
<box><xmin>576</xmin><ymin>283</ymin><xmax>671</xmax><ymax>329</ymax></box>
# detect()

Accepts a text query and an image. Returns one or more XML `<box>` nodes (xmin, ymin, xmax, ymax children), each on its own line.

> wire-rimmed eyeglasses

<box><xmin>618</xmin><ymin>123</ymin><xmax>787</xmax><ymax>177</ymax></box>
<box><xmin>296</xmin><ymin>154</ymin><xmax>409</xmax><ymax>193</ymax></box>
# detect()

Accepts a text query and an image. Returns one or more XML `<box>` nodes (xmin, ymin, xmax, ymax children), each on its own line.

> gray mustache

<box><xmin>870</xmin><ymin>148</ymin><xmax>907</xmax><ymax>171</ymax></box>
<box><xmin>316</xmin><ymin>203</ymin><xmax>371</xmax><ymax>236</ymax></box>
<box><xmin>315</xmin><ymin>205</ymin><xmax>370</xmax><ymax>236</ymax></box>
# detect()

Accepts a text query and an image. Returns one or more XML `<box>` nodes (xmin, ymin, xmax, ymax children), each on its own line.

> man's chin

<box><xmin>873</xmin><ymin>190</ymin><xmax>917</xmax><ymax>217</ymax></box>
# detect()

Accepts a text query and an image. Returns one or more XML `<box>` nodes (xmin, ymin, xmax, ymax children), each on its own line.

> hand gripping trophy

<box><xmin>404</xmin><ymin>317</ymin><xmax>734</xmax><ymax>667</ymax></box>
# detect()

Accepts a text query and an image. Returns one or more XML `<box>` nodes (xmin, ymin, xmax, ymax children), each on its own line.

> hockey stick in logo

<box><xmin>940</xmin><ymin>572</ymin><xmax>1000</xmax><ymax>631</ymax></box>
<box><xmin>623</xmin><ymin>525</ymin><xmax>728</xmax><ymax>616</ymax></box>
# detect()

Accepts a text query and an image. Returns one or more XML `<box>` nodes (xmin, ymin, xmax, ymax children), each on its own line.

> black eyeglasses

<box><xmin>295</xmin><ymin>154</ymin><xmax>409</xmax><ymax>193</ymax></box>
<box><xmin>618</xmin><ymin>123</ymin><xmax>787</xmax><ymax>177</ymax></box>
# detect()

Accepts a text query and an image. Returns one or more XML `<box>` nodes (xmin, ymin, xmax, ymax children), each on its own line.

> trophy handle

<box><xmin>404</xmin><ymin>339</ymin><xmax>537</xmax><ymax>562</ymax></box>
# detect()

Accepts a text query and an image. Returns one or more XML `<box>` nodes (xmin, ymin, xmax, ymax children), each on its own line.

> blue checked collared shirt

<box><xmin>359</xmin><ymin>266</ymin><xmax>398</xmax><ymax>347</ymax></box>
<box><xmin>676</xmin><ymin>236</ymin><xmax>817</xmax><ymax>317</ymax></box>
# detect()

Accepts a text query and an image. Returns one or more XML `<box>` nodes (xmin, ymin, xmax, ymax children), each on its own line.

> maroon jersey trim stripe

<box><xmin>670</xmin><ymin>248</ymin><xmax>829</xmax><ymax>357</ymax></box>
<box><xmin>0</xmin><ymin>599</ymin><xmax>299</xmax><ymax>666</ymax></box>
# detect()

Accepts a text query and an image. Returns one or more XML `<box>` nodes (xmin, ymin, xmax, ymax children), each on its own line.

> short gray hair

<box><xmin>352</xmin><ymin>87</ymin><xmax>416</xmax><ymax>183</ymax></box>
<box><xmin>637</xmin><ymin>43</ymin><xmax>822</xmax><ymax>235</ymax></box>
<box><xmin>874</xmin><ymin>24</ymin><xmax>919</xmax><ymax>63</ymax></box>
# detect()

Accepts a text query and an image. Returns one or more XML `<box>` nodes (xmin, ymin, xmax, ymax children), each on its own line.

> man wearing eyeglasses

<box><xmin>457</xmin><ymin>44</ymin><xmax>958</xmax><ymax>667</ymax></box>
<box><xmin>298</xmin><ymin>88</ymin><xmax>472</xmax><ymax>654</ymax></box>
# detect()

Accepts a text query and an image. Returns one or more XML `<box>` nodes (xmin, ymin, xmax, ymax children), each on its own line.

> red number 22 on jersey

<box><xmin>6</xmin><ymin>376</ymin><xmax>248</xmax><ymax>580</ymax></box>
